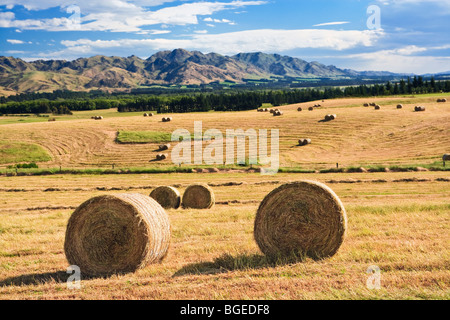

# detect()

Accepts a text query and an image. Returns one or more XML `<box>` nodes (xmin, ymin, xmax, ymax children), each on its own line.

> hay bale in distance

<box><xmin>273</xmin><ymin>110</ymin><xmax>283</xmax><ymax>116</ymax></box>
<box><xmin>143</xmin><ymin>113</ymin><xmax>148</xmax><ymax>117</ymax></box>
<box><xmin>159</xmin><ymin>144</ymin><xmax>171</xmax><ymax>151</ymax></box>
<box><xmin>150</xmin><ymin>186</ymin><xmax>181</xmax><ymax>209</ymax></box>
<box><xmin>397</xmin><ymin>104</ymin><xmax>403</xmax><ymax>109</ymax></box>
<box><xmin>308</xmin><ymin>107</ymin><xmax>314</xmax><ymax>111</ymax></box>
<box><xmin>298</xmin><ymin>138</ymin><xmax>311</xmax><ymax>146</ymax></box>
<box><xmin>363</xmin><ymin>103</ymin><xmax>369</xmax><ymax>107</ymax></box>
<box><xmin>374</xmin><ymin>105</ymin><xmax>381</xmax><ymax>110</ymax></box>
<box><xmin>297</xmin><ymin>107</ymin><xmax>303</xmax><ymax>112</ymax></box>
<box><xmin>182</xmin><ymin>184</ymin><xmax>215</xmax><ymax>209</ymax></box>
<box><xmin>254</xmin><ymin>180</ymin><xmax>347</xmax><ymax>260</ymax></box>
<box><xmin>415</xmin><ymin>106</ymin><xmax>426</xmax><ymax>112</ymax></box>
<box><xmin>156</xmin><ymin>153</ymin><xmax>168</xmax><ymax>160</ymax></box>
<box><xmin>437</xmin><ymin>98</ymin><xmax>447</xmax><ymax>103</ymax></box>
<box><xmin>64</xmin><ymin>193</ymin><xmax>171</xmax><ymax>275</ymax></box>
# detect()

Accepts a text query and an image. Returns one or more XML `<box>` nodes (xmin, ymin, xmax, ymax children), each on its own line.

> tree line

<box><xmin>1</xmin><ymin>76</ymin><xmax>449</xmax><ymax>115</ymax></box>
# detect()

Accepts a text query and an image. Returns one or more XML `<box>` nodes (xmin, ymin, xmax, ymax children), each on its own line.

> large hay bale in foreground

<box><xmin>182</xmin><ymin>184</ymin><xmax>215</xmax><ymax>209</ymax></box>
<box><xmin>64</xmin><ymin>193</ymin><xmax>171</xmax><ymax>275</ymax></box>
<box><xmin>150</xmin><ymin>186</ymin><xmax>181</xmax><ymax>209</ymax></box>
<box><xmin>254</xmin><ymin>181</ymin><xmax>347</xmax><ymax>260</ymax></box>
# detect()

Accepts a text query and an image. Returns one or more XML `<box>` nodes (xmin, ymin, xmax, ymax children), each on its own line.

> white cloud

<box><xmin>336</xmin><ymin>45</ymin><xmax>450</xmax><ymax>74</ymax></box>
<box><xmin>313</xmin><ymin>21</ymin><xmax>350</xmax><ymax>27</ymax></box>
<box><xmin>1</xmin><ymin>1</ymin><xmax>266</xmax><ymax>32</ymax></box>
<box><xmin>6</xmin><ymin>39</ymin><xmax>25</xmax><ymax>44</ymax></box>
<box><xmin>376</xmin><ymin>0</ymin><xmax>450</xmax><ymax>12</ymax></box>
<box><xmin>194</xmin><ymin>30</ymin><xmax>208</xmax><ymax>34</ymax></box>
<box><xmin>50</xmin><ymin>28</ymin><xmax>382</xmax><ymax>59</ymax></box>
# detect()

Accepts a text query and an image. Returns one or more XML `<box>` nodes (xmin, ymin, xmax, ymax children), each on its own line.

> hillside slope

<box><xmin>0</xmin><ymin>49</ymin><xmax>356</xmax><ymax>93</ymax></box>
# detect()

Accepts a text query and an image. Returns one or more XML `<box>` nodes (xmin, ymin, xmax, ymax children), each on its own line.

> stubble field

<box><xmin>0</xmin><ymin>94</ymin><xmax>449</xmax><ymax>300</ymax></box>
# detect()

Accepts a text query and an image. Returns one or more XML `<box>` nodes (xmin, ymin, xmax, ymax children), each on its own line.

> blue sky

<box><xmin>0</xmin><ymin>0</ymin><xmax>449</xmax><ymax>74</ymax></box>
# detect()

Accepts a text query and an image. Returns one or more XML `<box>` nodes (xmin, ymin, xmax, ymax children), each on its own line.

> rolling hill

<box><xmin>1</xmin><ymin>49</ymin><xmax>368</xmax><ymax>94</ymax></box>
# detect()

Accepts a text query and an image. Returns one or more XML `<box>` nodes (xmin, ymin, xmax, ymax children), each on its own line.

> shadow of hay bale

<box><xmin>172</xmin><ymin>252</ymin><xmax>308</xmax><ymax>277</ymax></box>
<box><xmin>0</xmin><ymin>270</ymin><xmax>112</xmax><ymax>287</ymax></box>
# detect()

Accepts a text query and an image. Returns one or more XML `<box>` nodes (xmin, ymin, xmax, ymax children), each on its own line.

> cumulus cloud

<box><xmin>0</xmin><ymin>0</ymin><xmax>266</xmax><ymax>32</ymax></box>
<box><xmin>6</xmin><ymin>39</ymin><xmax>25</xmax><ymax>44</ymax></box>
<box><xmin>50</xmin><ymin>28</ymin><xmax>382</xmax><ymax>59</ymax></box>
<box><xmin>334</xmin><ymin>45</ymin><xmax>450</xmax><ymax>74</ymax></box>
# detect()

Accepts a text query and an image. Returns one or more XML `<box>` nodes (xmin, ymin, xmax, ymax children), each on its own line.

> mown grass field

<box><xmin>0</xmin><ymin>171</ymin><xmax>448</xmax><ymax>299</ymax></box>
<box><xmin>0</xmin><ymin>94</ymin><xmax>449</xmax><ymax>300</ymax></box>
<box><xmin>1</xmin><ymin>94</ymin><xmax>448</xmax><ymax>170</ymax></box>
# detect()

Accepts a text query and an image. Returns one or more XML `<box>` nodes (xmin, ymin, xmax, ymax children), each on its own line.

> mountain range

<box><xmin>0</xmin><ymin>48</ymin><xmax>405</xmax><ymax>94</ymax></box>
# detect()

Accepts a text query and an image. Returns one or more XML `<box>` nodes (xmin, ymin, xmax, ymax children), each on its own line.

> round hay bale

<box><xmin>270</xmin><ymin>109</ymin><xmax>275</xmax><ymax>114</ymax></box>
<box><xmin>254</xmin><ymin>181</ymin><xmax>347</xmax><ymax>260</ymax></box>
<box><xmin>324</xmin><ymin>115</ymin><xmax>331</xmax><ymax>121</ymax></box>
<box><xmin>143</xmin><ymin>113</ymin><xmax>148</xmax><ymax>117</ymax></box>
<box><xmin>370</xmin><ymin>103</ymin><xmax>376</xmax><ymax>106</ymax></box>
<box><xmin>298</xmin><ymin>138</ymin><xmax>311</xmax><ymax>146</ymax></box>
<box><xmin>397</xmin><ymin>104</ymin><xmax>403</xmax><ymax>109</ymax></box>
<box><xmin>149</xmin><ymin>113</ymin><xmax>154</xmax><ymax>116</ymax></box>
<box><xmin>156</xmin><ymin>153</ymin><xmax>168</xmax><ymax>160</ymax></box>
<box><xmin>374</xmin><ymin>105</ymin><xmax>381</xmax><ymax>110</ymax></box>
<box><xmin>159</xmin><ymin>144</ymin><xmax>171</xmax><ymax>151</ymax></box>
<box><xmin>182</xmin><ymin>184</ymin><xmax>215</xmax><ymax>209</ymax></box>
<box><xmin>308</xmin><ymin>107</ymin><xmax>314</xmax><ymax>111</ymax></box>
<box><xmin>415</xmin><ymin>106</ymin><xmax>426</xmax><ymax>112</ymax></box>
<box><xmin>150</xmin><ymin>186</ymin><xmax>181</xmax><ymax>209</ymax></box>
<box><xmin>297</xmin><ymin>107</ymin><xmax>302</xmax><ymax>112</ymax></box>
<box><xmin>330</xmin><ymin>114</ymin><xmax>337</xmax><ymax>120</ymax></box>
<box><xmin>363</xmin><ymin>103</ymin><xmax>369</xmax><ymax>107</ymax></box>
<box><xmin>64</xmin><ymin>193</ymin><xmax>171</xmax><ymax>276</ymax></box>
<box><xmin>273</xmin><ymin>110</ymin><xmax>283</xmax><ymax>116</ymax></box>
